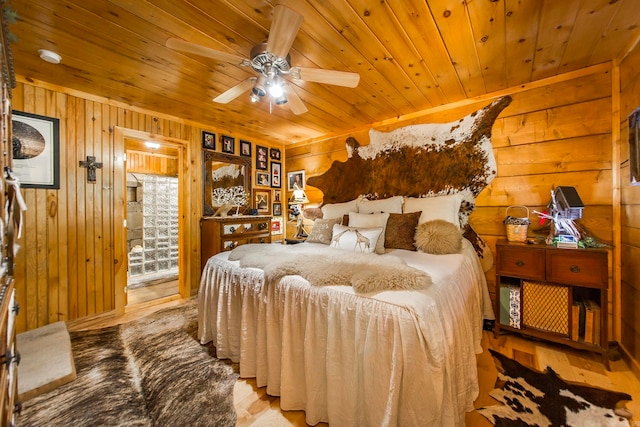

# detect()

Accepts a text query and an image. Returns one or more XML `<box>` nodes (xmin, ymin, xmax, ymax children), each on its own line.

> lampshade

<box><xmin>289</xmin><ymin>183</ymin><xmax>309</xmax><ymax>204</ymax></box>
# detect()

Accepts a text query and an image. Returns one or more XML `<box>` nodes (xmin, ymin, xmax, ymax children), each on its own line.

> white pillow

<box><xmin>321</xmin><ymin>198</ymin><xmax>360</xmax><ymax>219</ymax></box>
<box><xmin>403</xmin><ymin>194</ymin><xmax>463</xmax><ymax>228</ymax></box>
<box><xmin>330</xmin><ymin>224</ymin><xmax>383</xmax><ymax>254</ymax></box>
<box><xmin>358</xmin><ymin>196</ymin><xmax>403</xmax><ymax>214</ymax></box>
<box><xmin>348</xmin><ymin>212</ymin><xmax>390</xmax><ymax>254</ymax></box>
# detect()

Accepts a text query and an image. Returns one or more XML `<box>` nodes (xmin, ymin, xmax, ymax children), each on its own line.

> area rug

<box><xmin>478</xmin><ymin>349</ymin><xmax>632</xmax><ymax>426</ymax></box>
<box><xmin>20</xmin><ymin>301</ymin><xmax>238</xmax><ymax>427</ymax></box>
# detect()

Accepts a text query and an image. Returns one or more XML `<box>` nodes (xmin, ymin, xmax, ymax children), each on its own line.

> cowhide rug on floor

<box><xmin>20</xmin><ymin>301</ymin><xmax>238</xmax><ymax>427</ymax></box>
<box><xmin>478</xmin><ymin>349</ymin><xmax>632</xmax><ymax>427</ymax></box>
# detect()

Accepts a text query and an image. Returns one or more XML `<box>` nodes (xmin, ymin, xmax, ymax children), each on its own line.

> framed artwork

<box><xmin>271</xmin><ymin>216</ymin><xmax>283</xmax><ymax>235</ymax></box>
<box><xmin>271</xmin><ymin>161</ymin><xmax>281</xmax><ymax>188</ymax></box>
<box><xmin>240</xmin><ymin>140</ymin><xmax>252</xmax><ymax>157</ymax></box>
<box><xmin>270</xmin><ymin>147</ymin><xmax>281</xmax><ymax>160</ymax></box>
<box><xmin>629</xmin><ymin>107</ymin><xmax>640</xmax><ymax>186</ymax></box>
<box><xmin>287</xmin><ymin>170</ymin><xmax>305</xmax><ymax>191</ymax></box>
<box><xmin>202</xmin><ymin>131</ymin><xmax>215</xmax><ymax>150</ymax></box>
<box><xmin>256</xmin><ymin>171</ymin><xmax>270</xmax><ymax>187</ymax></box>
<box><xmin>256</xmin><ymin>145</ymin><xmax>268</xmax><ymax>170</ymax></box>
<box><xmin>254</xmin><ymin>189</ymin><xmax>271</xmax><ymax>214</ymax></box>
<box><xmin>273</xmin><ymin>202</ymin><xmax>282</xmax><ymax>216</ymax></box>
<box><xmin>11</xmin><ymin>110</ymin><xmax>60</xmax><ymax>189</ymax></box>
<box><xmin>221</xmin><ymin>135</ymin><xmax>235</xmax><ymax>154</ymax></box>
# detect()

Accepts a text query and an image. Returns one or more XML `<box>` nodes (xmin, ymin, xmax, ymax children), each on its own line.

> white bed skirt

<box><xmin>198</xmin><ymin>240</ymin><xmax>490</xmax><ymax>426</ymax></box>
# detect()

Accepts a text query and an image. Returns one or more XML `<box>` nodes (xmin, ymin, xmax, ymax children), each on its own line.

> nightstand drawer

<box><xmin>546</xmin><ymin>250</ymin><xmax>606</xmax><ymax>288</ymax></box>
<box><xmin>497</xmin><ymin>246</ymin><xmax>545</xmax><ymax>280</ymax></box>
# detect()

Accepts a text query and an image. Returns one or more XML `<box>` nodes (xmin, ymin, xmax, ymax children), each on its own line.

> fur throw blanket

<box><xmin>228</xmin><ymin>244</ymin><xmax>431</xmax><ymax>293</ymax></box>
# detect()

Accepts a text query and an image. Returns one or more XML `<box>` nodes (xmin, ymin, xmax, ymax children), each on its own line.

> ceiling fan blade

<box><xmin>284</xmin><ymin>83</ymin><xmax>308</xmax><ymax>115</ymax></box>
<box><xmin>166</xmin><ymin>38</ymin><xmax>249</xmax><ymax>66</ymax></box>
<box><xmin>213</xmin><ymin>78</ymin><xmax>256</xmax><ymax>104</ymax></box>
<box><xmin>291</xmin><ymin>67</ymin><xmax>360</xmax><ymax>88</ymax></box>
<box><xmin>266</xmin><ymin>5</ymin><xmax>304</xmax><ymax>59</ymax></box>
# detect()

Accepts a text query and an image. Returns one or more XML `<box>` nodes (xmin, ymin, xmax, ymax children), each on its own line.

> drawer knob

<box><xmin>569</xmin><ymin>265</ymin><xmax>581</xmax><ymax>273</ymax></box>
<box><xmin>515</xmin><ymin>260</ymin><xmax>525</xmax><ymax>267</ymax></box>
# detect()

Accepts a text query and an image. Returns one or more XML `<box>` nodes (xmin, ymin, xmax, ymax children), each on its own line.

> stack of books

<box><xmin>571</xmin><ymin>299</ymin><xmax>601</xmax><ymax>345</ymax></box>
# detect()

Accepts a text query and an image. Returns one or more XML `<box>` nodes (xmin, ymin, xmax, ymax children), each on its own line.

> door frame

<box><xmin>113</xmin><ymin>127</ymin><xmax>192</xmax><ymax>315</ymax></box>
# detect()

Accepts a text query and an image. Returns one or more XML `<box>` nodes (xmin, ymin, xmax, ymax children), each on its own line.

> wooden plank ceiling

<box><xmin>9</xmin><ymin>0</ymin><xmax>640</xmax><ymax>144</ymax></box>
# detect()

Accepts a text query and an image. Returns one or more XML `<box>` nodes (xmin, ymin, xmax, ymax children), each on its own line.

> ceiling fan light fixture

<box><xmin>252</xmin><ymin>75</ymin><xmax>267</xmax><ymax>97</ymax></box>
<box><xmin>274</xmin><ymin>94</ymin><xmax>287</xmax><ymax>105</ymax></box>
<box><xmin>250</xmin><ymin>92</ymin><xmax>261</xmax><ymax>103</ymax></box>
<box><xmin>268</xmin><ymin>81</ymin><xmax>284</xmax><ymax>98</ymax></box>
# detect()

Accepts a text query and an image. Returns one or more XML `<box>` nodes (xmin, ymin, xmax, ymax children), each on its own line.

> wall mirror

<box><xmin>203</xmin><ymin>151</ymin><xmax>252</xmax><ymax>215</ymax></box>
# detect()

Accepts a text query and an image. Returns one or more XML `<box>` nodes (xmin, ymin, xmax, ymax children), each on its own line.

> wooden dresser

<box><xmin>0</xmin><ymin>6</ymin><xmax>18</xmax><ymax>423</ymax></box>
<box><xmin>495</xmin><ymin>240</ymin><xmax>609</xmax><ymax>364</ymax></box>
<box><xmin>201</xmin><ymin>216</ymin><xmax>272</xmax><ymax>270</ymax></box>
<box><xmin>0</xmin><ymin>279</ymin><xmax>17</xmax><ymax>426</ymax></box>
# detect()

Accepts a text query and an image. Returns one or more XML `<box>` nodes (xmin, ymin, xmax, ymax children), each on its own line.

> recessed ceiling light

<box><xmin>38</xmin><ymin>49</ymin><xmax>62</xmax><ymax>64</ymax></box>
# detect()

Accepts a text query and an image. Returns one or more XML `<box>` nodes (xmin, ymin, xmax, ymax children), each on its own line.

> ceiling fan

<box><xmin>166</xmin><ymin>4</ymin><xmax>360</xmax><ymax>115</ymax></box>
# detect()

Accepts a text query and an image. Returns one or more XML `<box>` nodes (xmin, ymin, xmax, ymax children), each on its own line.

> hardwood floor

<box><xmin>126</xmin><ymin>279</ymin><xmax>179</xmax><ymax>305</ymax></box>
<box><xmin>67</xmin><ymin>299</ymin><xmax>639</xmax><ymax>426</ymax></box>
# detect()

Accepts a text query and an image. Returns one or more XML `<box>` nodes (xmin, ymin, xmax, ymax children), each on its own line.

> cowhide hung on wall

<box><xmin>307</xmin><ymin>95</ymin><xmax>512</xmax><ymax>228</ymax></box>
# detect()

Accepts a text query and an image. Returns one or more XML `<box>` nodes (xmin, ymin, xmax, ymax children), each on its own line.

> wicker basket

<box><xmin>505</xmin><ymin>206</ymin><xmax>529</xmax><ymax>242</ymax></box>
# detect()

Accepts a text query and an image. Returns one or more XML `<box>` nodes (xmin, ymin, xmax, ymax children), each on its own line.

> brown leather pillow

<box><xmin>384</xmin><ymin>211</ymin><xmax>421</xmax><ymax>251</ymax></box>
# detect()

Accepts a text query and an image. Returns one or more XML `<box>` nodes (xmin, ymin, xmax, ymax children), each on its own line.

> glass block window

<box><xmin>128</xmin><ymin>174</ymin><xmax>179</xmax><ymax>278</ymax></box>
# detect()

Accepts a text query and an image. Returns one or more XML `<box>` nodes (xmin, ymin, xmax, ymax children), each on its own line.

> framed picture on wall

<box><xmin>256</xmin><ymin>171</ymin><xmax>270</xmax><ymax>187</ymax></box>
<box><xmin>271</xmin><ymin>161</ymin><xmax>281</xmax><ymax>188</ymax></box>
<box><xmin>287</xmin><ymin>170</ymin><xmax>305</xmax><ymax>191</ymax></box>
<box><xmin>256</xmin><ymin>145</ymin><xmax>268</xmax><ymax>170</ymax></box>
<box><xmin>11</xmin><ymin>110</ymin><xmax>60</xmax><ymax>189</ymax></box>
<box><xmin>273</xmin><ymin>202</ymin><xmax>282</xmax><ymax>216</ymax></box>
<box><xmin>270</xmin><ymin>148</ymin><xmax>281</xmax><ymax>160</ymax></box>
<box><xmin>254</xmin><ymin>189</ymin><xmax>271</xmax><ymax>214</ymax></box>
<box><xmin>221</xmin><ymin>135</ymin><xmax>235</xmax><ymax>154</ymax></box>
<box><xmin>271</xmin><ymin>216</ymin><xmax>283</xmax><ymax>235</ymax></box>
<box><xmin>202</xmin><ymin>131</ymin><xmax>215</xmax><ymax>150</ymax></box>
<box><xmin>240</xmin><ymin>140</ymin><xmax>252</xmax><ymax>157</ymax></box>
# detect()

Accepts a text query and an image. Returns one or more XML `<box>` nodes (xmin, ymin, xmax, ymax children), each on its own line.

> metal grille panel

<box><xmin>522</xmin><ymin>281</ymin><xmax>569</xmax><ymax>336</ymax></box>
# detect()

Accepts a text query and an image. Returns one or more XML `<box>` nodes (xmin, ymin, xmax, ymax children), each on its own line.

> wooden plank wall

<box><xmin>619</xmin><ymin>41</ymin><xmax>640</xmax><ymax>373</ymax></box>
<box><xmin>286</xmin><ymin>67</ymin><xmax>615</xmax><ymax>338</ymax></box>
<box><xmin>125</xmin><ymin>149</ymin><xmax>179</xmax><ymax>176</ymax></box>
<box><xmin>11</xmin><ymin>79</ymin><xmax>282</xmax><ymax>333</ymax></box>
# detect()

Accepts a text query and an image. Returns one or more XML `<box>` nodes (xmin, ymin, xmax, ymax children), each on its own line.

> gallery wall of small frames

<box><xmin>201</xmin><ymin>130</ymin><xmax>285</xmax><ymax>239</ymax></box>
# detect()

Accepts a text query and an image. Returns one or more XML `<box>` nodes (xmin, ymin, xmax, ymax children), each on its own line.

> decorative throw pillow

<box><xmin>403</xmin><ymin>194</ymin><xmax>463</xmax><ymax>228</ymax></box>
<box><xmin>358</xmin><ymin>195</ymin><xmax>403</xmax><ymax>214</ymax></box>
<box><xmin>329</xmin><ymin>224</ymin><xmax>383</xmax><ymax>254</ymax></box>
<box><xmin>306</xmin><ymin>218</ymin><xmax>343</xmax><ymax>245</ymax></box>
<box><xmin>415</xmin><ymin>219</ymin><xmax>463</xmax><ymax>254</ymax></box>
<box><xmin>321</xmin><ymin>198</ymin><xmax>360</xmax><ymax>219</ymax></box>
<box><xmin>384</xmin><ymin>211</ymin><xmax>421</xmax><ymax>251</ymax></box>
<box><xmin>348</xmin><ymin>211</ymin><xmax>390</xmax><ymax>254</ymax></box>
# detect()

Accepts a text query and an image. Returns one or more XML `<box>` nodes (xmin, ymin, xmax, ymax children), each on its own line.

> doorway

<box><xmin>124</xmin><ymin>138</ymin><xmax>181</xmax><ymax>306</ymax></box>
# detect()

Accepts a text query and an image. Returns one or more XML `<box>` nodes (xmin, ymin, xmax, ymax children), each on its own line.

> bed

<box><xmin>198</xmin><ymin>98</ymin><xmax>510</xmax><ymax>426</ymax></box>
<box><xmin>198</xmin><ymin>212</ymin><xmax>494</xmax><ymax>426</ymax></box>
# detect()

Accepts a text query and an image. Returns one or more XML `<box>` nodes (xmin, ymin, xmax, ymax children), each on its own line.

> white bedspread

<box><xmin>198</xmin><ymin>239</ymin><xmax>493</xmax><ymax>426</ymax></box>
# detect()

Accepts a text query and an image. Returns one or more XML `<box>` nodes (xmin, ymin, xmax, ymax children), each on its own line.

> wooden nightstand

<box><xmin>201</xmin><ymin>216</ymin><xmax>271</xmax><ymax>270</ymax></box>
<box><xmin>495</xmin><ymin>240</ymin><xmax>609</xmax><ymax>365</ymax></box>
